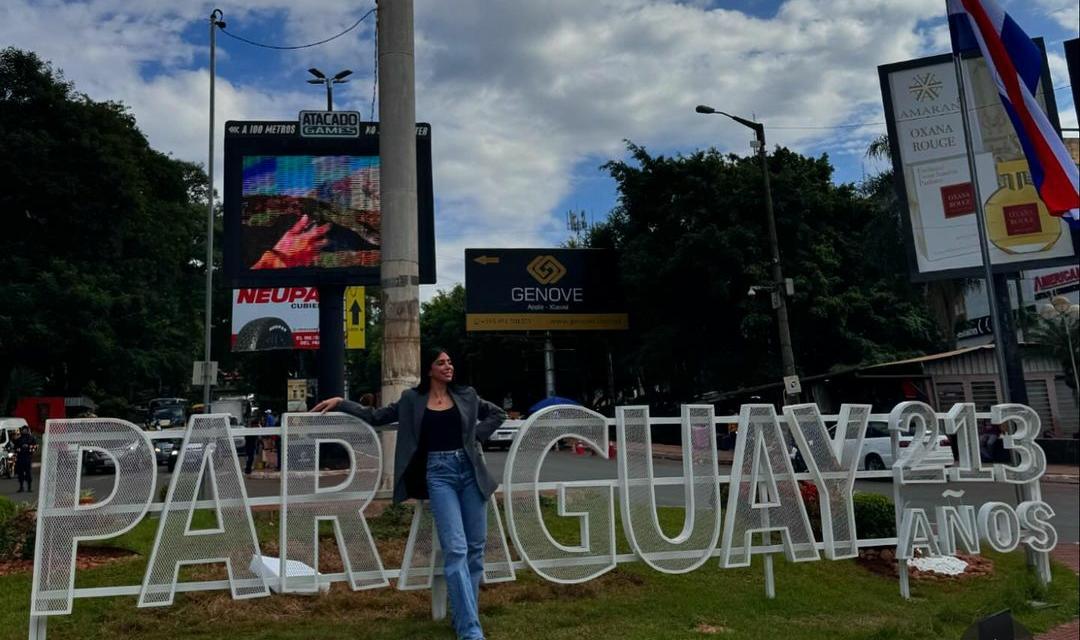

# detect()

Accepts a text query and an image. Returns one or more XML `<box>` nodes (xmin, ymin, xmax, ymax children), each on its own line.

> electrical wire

<box><xmin>218</xmin><ymin>8</ymin><xmax>375</xmax><ymax>50</ymax></box>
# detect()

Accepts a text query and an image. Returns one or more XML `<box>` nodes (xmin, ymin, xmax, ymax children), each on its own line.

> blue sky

<box><xmin>2</xmin><ymin>0</ymin><xmax>1077</xmax><ymax>296</ymax></box>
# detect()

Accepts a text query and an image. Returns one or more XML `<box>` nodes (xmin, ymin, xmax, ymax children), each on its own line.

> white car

<box><xmin>845</xmin><ymin>421</ymin><xmax>953</xmax><ymax>471</ymax></box>
<box><xmin>483</xmin><ymin>423</ymin><xmax>521</xmax><ymax>451</ymax></box>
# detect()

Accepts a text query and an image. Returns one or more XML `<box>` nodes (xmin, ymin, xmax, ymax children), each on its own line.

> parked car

<box><xmin>846</xmin><ymin>421</ymin><xmax>953</xmax><ymax>471</ymax></box>
<box><xmin>483</xmin><ymin>423</ymin><xmax>521</xmax><ymax>451</ymax></box>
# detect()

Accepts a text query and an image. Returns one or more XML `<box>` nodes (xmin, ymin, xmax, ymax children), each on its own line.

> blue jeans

<box><xmin>426</xmin><ymin>449</ymin><xmax>487</xmax><ymax>640</ymax></box>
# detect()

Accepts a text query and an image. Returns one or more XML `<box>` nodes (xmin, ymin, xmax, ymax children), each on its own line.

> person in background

<box><xmin>263</xmin><ymin>409</ymin><xmax>277</xmax><ymax>428</ymax></box>
<box><xmin>244</xmin><ymin>418</ymin><xmax>261</xmax><ymax>475</ymax></box>
<box><xmin>312</xmin><ymin>346</ymin><xmax>505</xmax><ymax>640</ymax></box>
<box><xmin>14</xmin><ymin>425</ymin><xmax>37</xmax><ymax>493</ymax></box>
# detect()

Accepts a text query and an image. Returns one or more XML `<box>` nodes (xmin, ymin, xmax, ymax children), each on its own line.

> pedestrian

<box><xmin>13</xmin><ymin>425</ymin><xmax>37</xmax><ymax>493</ymax></box>
<box><xmin>312</xmin><ymin>346</ymin><xmax>506</xmax><ymax>640</ymax></box>
<box><xmin>263</xmin><ymin>409</ymin><xmax>276</xmax><ymax>428</ymax></box>
<box><xmin>244</xmin><ymin>418</ymin><xmax>261</xmax><ymax>475</ymax></box>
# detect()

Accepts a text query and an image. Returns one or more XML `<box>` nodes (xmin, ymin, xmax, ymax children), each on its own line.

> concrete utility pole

<box><xmin>754</xmin><ymin>126</ymin><xmax>799</xmax><ymax>406</ymax></box>
<box><xmin>203</xmin><ymin>9</ymin><xmax>225</xmax><ymax>412</ymax></box>
<box><xmin>696</xmin><ymin>106</ymin><xmax>799</xmax><ymax>404</ymax></box>
<box><xmin>378</xmin><ymin>0</ymin><xmax>420</xmax><ymax>491</ymax></box>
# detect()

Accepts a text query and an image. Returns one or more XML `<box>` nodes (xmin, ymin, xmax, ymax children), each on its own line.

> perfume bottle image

<box><xmin>983</xmin><ymin>159</ymin><xmax>1062</xmax><ymax>254</ymax></box>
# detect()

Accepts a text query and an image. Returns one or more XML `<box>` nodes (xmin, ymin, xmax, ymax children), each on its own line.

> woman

<box><xmin>313</xmin><ymin>347</ymin><xmax>506</xmax><ymax>640</ymax></box>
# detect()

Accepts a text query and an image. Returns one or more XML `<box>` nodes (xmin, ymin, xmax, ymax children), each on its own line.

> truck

<box><xmin>209</xmin><ymin>396</ymin><xmax>253</xmax><ymax>454</ymax></box>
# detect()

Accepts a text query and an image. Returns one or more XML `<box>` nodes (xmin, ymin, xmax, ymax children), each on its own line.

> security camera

<box><xmin>747</xmin><ymin>287</ymin><xmax>757</xmax><ymax>297</ymax></box>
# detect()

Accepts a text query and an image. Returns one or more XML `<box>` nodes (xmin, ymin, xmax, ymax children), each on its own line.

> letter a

<box><xmin>139</xmin><ymin>415</ymin><xmax>268</xmax><ymax>606</ymax></box>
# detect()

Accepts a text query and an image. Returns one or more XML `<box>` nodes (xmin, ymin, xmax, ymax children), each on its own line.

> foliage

<box><xmin>0</xmin><ymin>499</ymin><xmax>36</xmax><ymax>561</ymax></box>
<box><xmin>1</xmin><ymin>367</ymin><xmax>42</xmax><ymax>414</ymax></box>
<box><xmin>0</xmin><ymin>48</ymin><xmax>208</xmax><ymax>410</ymax></box>
<box><xmin>587</xmin><ymin>143</ymin><xmax>944</xmax><ymax>402</ymax></box>
<box><xmin>1026</xmin><ymin>313</ymin><xmax>1079</xmax><ymax>393</ymax></box>
<box><xmin>853</xmin><ymin>492</ymin><xmax>897</xmax><ymax>540</ymax></box>
<box><xmin>417</xmin><ymin>284</ymin><xmax>544</xmax><ymax>410</ymax></box>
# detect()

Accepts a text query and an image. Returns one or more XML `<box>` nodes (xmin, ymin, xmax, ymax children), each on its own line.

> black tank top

<box><xmin>421</xmin><ymin>404</ymin><xmax>464</xmax><ymax>452</ymax></box>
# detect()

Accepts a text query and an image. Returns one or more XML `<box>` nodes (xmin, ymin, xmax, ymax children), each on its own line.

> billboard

<box><xmin>223</xmin><ymin>121</ymin><xmax>436</xmax><ymax>287</ymax></box>
<box><xmin>879</xmin><ymin>44</ymin><xmax>1078</xmax><ymax>281</ymax></box>
<box><xmin>465</xmin><ymin>249</ymin><xmax>628</xmax><ymax>331</ymax></box>
<box><xmin>231</xmin><ymin>287</ymin><xmax>320</xmax><ymax>351</ymax></box>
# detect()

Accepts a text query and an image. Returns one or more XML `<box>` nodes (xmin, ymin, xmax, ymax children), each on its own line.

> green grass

<box><xmin>2</xmin><ymin>506</ymin><xmax>1076</xmax><ymax>640</ymax></box>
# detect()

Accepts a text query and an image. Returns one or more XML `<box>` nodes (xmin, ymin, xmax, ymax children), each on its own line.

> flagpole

<box><xmin>950</xmin><ymin>54</ymin><xmax>1012</xmax><ymax>403</ymax></box>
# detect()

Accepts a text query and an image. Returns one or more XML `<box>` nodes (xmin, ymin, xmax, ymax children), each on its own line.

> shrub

<box><xmin>853</xmin><ymin>492</ymin><xmax>896</xmax><ymax>540</ymax></box>
<box><xmin>0</xmin><ymin>501</ymin><xmax>37</xmax><ymax>560</ymax></box>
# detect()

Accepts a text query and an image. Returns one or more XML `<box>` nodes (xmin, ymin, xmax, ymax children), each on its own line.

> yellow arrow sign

<box><xmin>345</xmin><ymin>286</ymin><xmax>366</xmax><ymax>349</ymax></box>
<box><xmin>473</xmin><ymin>255</ymin><xmax>501</xmax><ymax>265</ymax></box>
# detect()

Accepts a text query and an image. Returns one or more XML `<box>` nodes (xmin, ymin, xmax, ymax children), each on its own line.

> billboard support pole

<box><xmin>203</xmin><ymin>10</ymin><xmax>224</xmax><ymax>413</ymax></box>
<box><xmin>317</xmin><ymin>285</ymin><xmax>346</xmax><ymax>400</ymax></box>
<box><xmin>951</xmin><ymin>55</ymin><xmax>1011</xmax><ymax>402</ymax></box>
<box><xmin>953</xmin><ymin>52</ymin><xmax>1037</xmax><ymax>574</ymax></box>
<box><xmin>378</xmin><ymin>0</ymin><xmax>420</xmax><ymax>495</ymax></box>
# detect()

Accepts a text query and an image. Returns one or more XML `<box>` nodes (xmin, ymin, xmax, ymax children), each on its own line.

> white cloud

<box><xmin>1035</xmin><ymin>0</ymin><xmax>1080</xmax><ymax>33</ymax></box>
<box><xmin>3</xmin><ymin>0</ymin><xmax>974</xmax><ymax>297</ymax></box>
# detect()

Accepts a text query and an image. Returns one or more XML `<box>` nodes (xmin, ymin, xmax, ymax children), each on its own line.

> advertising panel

<box><xmin>465</xmin><ymin>249</ymin><xmax>628</xmax><ymax>331</ymax></box>
<box><xmin>223</xmin><ymin>121</ymin><xmax>435</xmax><ymax>287</ymax></box>
<box><xmin>879</xmin><ymin>45</ymin><xmax>1077</xmax><ymax>281</ymax></box>
<box><xmin>231</xmin><ymin>287</ymin><xmax>320</xmax><ymax>351</ymax></box>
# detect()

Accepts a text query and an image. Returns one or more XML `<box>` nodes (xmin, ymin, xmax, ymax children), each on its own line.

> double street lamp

<box><xmin>307</xmin><ymin>68</ymin><xmax>353</xmax><ymax>111</ymax></box>
<box><xmin>696</xmin><ymin>105</ymin><xmax>800</xmax><ymax>403</ymax></box>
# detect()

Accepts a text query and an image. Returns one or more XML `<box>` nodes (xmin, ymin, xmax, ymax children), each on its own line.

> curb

<box><xmin>246</xmin><ymin>469</ymin><xmax>351</xmax><ymax>480</ymax></box>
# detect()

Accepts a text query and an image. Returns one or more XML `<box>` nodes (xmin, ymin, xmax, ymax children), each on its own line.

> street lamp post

<box><xmin>697</xmin><ymin>105</ymin><xmax>799</xmax><ymax>404</ymax></box>
<box><xmin>307</xmin><ymin>68</ymin><xmax>353</xmax><ymax>111</ymax></box>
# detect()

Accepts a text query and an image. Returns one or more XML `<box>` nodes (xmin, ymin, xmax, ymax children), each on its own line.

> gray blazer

<box><xmin>338</xmin><ymin>385</ymin><xmax>507</xmax><ymax>504</ymax></box>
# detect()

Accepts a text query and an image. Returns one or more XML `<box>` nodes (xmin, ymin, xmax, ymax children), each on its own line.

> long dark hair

<box><xmin>414</xmin><ymin>345</ymin><xmax>460</xmax><ymax>395</ymax></box>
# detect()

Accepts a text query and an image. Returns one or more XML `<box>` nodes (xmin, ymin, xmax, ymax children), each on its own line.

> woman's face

<box><xmin>428</xmin><ymin>352</ymin><xmax>454</xmax><ymax>385</ymax></box>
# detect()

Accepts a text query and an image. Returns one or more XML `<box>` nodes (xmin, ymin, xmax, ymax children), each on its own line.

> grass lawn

<box><xmin>2</xmin><ymin>505</ymin><xmax>1077</xmax><ymax>640</ymax></box>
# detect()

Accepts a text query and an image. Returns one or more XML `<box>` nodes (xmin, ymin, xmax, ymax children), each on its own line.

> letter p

<box><xmin>31</xmin><ymin>419</ymin><xmax>156</xmax><ymax>615</ymax></box>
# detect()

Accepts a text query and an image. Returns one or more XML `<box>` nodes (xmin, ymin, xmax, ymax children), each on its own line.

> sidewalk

<box><xmin>1036</xmin><ymin>544</ymin><xmax>1079</xmax><ymax>640</ymax></box>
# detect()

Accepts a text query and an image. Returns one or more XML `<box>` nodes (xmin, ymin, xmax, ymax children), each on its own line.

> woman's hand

<box><xmin>312</xmin><ymin>397</ymin><xmax>344</xmax><ymax>413</ymax></box>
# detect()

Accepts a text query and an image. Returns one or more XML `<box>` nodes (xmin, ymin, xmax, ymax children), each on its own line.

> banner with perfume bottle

<box><xmin>879</xmin><ymin>45</ymin><xmax>1077</xmax><ymax>281</ymax></box>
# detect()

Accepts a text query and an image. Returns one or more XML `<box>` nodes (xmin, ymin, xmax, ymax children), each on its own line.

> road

<box><xmin>5</xmin><ymin>449</ymin><xmax>1077</xmax><ymax>543</ymax></box>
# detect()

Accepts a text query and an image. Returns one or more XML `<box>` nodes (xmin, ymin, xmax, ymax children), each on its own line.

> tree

<box><xmin>0</xmin><ymin>48</ymin><xmax>209</xmax><ymax>412</ymax></box>
<box><xmin>589</xmin><ymin>142</ymin><xmax>944</xmax><ymax>401</ymax></box>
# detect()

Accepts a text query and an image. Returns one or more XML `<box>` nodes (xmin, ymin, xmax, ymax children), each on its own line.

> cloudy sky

<box><xmin>3</xmin><ymin>0</ymin><xmax>1077</xmax><ymax>296</ymax></box>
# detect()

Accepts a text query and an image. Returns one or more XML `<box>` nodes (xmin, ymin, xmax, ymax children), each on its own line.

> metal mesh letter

<box><xmin>616</xmin><ymin>405</ymin><xmax>721</xmax><ymax>573</ymax></box>
<box><xmin>398</xmin><ymin>499</ymin><xmax>516</xmax><ymax>590</ymax></box>
<box><xmin>139</xmin><ymin>414</ymin><xmax>268</xmax><ymax>606</ymax></box>
<box><xmin>991</xmin><ymin>404</ymin><xmax>1046</xmax><ymax>484</ymax></box>
<box><xmin>898</xmin><ymin>508</ymin><xmax>941</xmax><ymax>559</ymax></box>
<box><xmin>280</xmin><ymin>412</ymin><xmax>387</xmax><ymax>592</ymax></box>
<box><xmin>784</xmin><ymin>404</ymin><xmax>869</xmax><ymax>559</ymax></box>
<box><xmin>888</xmin><ymin>402</ymin><xmax>947</xmax><ymax>484</ymax></box>
<box><xmin>31</xmin><ymin>419</ymin><xmax>156</xmax><ymax>615</ymax></box>
<box><xmin>935</xmin><ymin>505</ymin><xmax>981</xmax><ymax>556</ymax></box>
<box><xmin>503</xmin><ymin>406</ymin><xmax>616</xmax><ymax>583</ymax></box>
<box><xmin>720</xmin><ymin>405</ymin><xmax>819</xmax><ymax>568</ymax></box>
